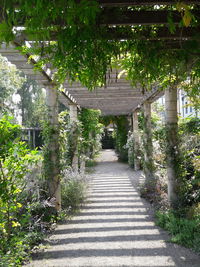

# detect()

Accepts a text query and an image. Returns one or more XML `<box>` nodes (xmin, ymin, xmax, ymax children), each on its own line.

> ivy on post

<box><xmin>142</xmin><ymin>101</ymin><xmax>156</xmax><ymax>192</ymax></box>
<box><xmin>69</xmin><ymin>104</ymin><xmax>79</xmax><ymax>173</ymax></box>
<box><xmin>132</xmin><ymin>110</ymin><xmax>140</xmax><ymax>171</ymax></box>
<box><xmin>165</xmin><ymin>86</ymin><xmax>179</xmax><ymax>208</ymax></box>
<box><xmin>45</xmin><ymin>83</ymin><xmax>61</xmax><ymax>211</ymax></box>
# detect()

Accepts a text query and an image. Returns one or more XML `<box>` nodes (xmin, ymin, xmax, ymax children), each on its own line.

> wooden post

<box><xmin>127</xmin><ymin>115</ymin><xmax>132</xmax><ymax>131</ymax></box>
<box><xmin>69</xmin><ymin>104</ymin><xmax>78</xmax><ymax>122</ymax></box>
<box><xmin>142</xmin><ymin>101</ymin><xmax>155</xmax><ymax>190</ymax></box>
<box><xmin>33</xmin><ymin>129</ymin><xmax>36</xmax><ymax>149</ymax></box>
<box><xmin>165</xmin><ymin>86</ymin><xmax>179</xmax><ymax>207</ymax></box>
<box><xmin>132</xmin><ymin>110</ymin><xmax>140</xmax><ymax>171</ymax></box>
<box><xmin>45</xmin><ymin>84</ymin><xmax>61</xmax><ymax>211</ymax></box>
<box><xmin>69</xmin><ymin>104</ymin><xmax>79</xmax><ymax>173</ymax></box>
<box><xmin>28</xmin><ymin>129</ymin><xmax>31</xmax><ymax>148</ymax></box>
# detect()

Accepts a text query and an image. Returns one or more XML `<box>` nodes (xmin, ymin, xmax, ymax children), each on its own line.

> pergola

<box><xmin>0</xmin><ymin>43</ymin><xmax>163</xmax><ymax>116</ymax></box>
<box><xmin>0</xmin><ymin>0</ymin><xmax>199</xmax><ymax>209</ymax></box>
<box><xmin>1</xmin><ymin>1</ymin><xmax>199</xmax><ymax>115</ymax></box>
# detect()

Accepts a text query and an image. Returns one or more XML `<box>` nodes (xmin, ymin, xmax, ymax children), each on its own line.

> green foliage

<box><xmin>59</xmin><ymin>110</ymin><xmax>70</xmax><ymax>168</ymax></box>
<box><xmin>0</xmin><ymin>55</ymin><xmax>24</xmax><ymax>114</ymax></box>
<box><xmin>117</xmin><ymin>40</ymin><xmax>189</xmax><ymax>91</ymax></box>
<box><xmin>2</xmin><ymin>0</ymin><xmax>114</xmax><ymax>89</ymax></box>
<box><xmin>0</xmin><ymin>21</ymin><xmax>14</xmax><ymax>43</ymax></box>
<box><xmin>59</xmin><ymin>108</ymin><xmax>102</xmax><ymax>175</ymax></box>
<box><xmin>179</xmin><ymin>121</ymin><xmax>200</xmax><ymax>207</ymax></box>
<box><xmin>85</xmin><ymin>159</ymin><xmax>97</xmax><ymax>168</ymax></box>
<box><xmin>59</xmin><ymin>110</ymin><xmax>82</xmax><ymax>168</ymax></box>
<box><xmin>100</xmin><ymin>115</ymin><xmax>115</xmax><ymax>127</ymax></box>
<box><xmin>125</xmin><ymin>132</ymin><xmax>135</xmax><ymax>168</ymax></box>
<box><xmin>156</xmin><ymin>210</ymin><xmax>200</xmax><ymax>252</ymax></box>
<box><xmin>67</xmin><ymin>120</ymin><xmax>83</xmax><ymax>165</ymax></box>
<box><xmin>41</xmin><ymin>115</ymin><xmax>59</xmax><ymax>183</ymax></box>
<box><xmin>113</xmin><ymin>116</ymin><xmax>129</xmax><ymax>162</ymax></box>
<box><xmin>0</xmin><ymin>116</ymin><xmax>21</xmax><ymax>157</ymax></box>
<box><xmin>100</xmin><ymin>115</ymin><xmax>129</xmax><ymax>161</ymax></box>
<box><xmin>0</xmin><ymin>117</ymin><xmax>43</xmax><ymax>266</ymax></box>
<box><xmin>17</xmin><ymin>77</ymin><xmax>46</xmax><ymax>127</ymax></box>
<box><xmin>181</xmin><ymin>78</ymin><xmax>200</xmax><ymax>111</ymax></box>
<box><xmin>179</xmin><ymin>117</ymin><xmax>200</xmax><ymax>134</ymax></box>
<box><xmin>0</xmin><ymin>54</ymin><xmax>46</xmax><ymax>127</ymax></box>
<box><xmin>152</xmin><ymin>116</ymin><xmax>200</xmax><ymax>210</ymax></box>
<box><xmin>79</xmin><ymin>108</ymin><xmax>103</xmax><ymax>158</ymax></box>
<box><xmin>153</xmin><ymin>126</ymin><xmax>166</xmax><ymax>149</ymax></box>
<box><xmin>1</xmin><ymin>0</ymin><xmax>200</xmax><ymax>103</ymax></box>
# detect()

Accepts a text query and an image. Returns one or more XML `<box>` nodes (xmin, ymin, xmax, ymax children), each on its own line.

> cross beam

<box><xmin>1</xmin><ymin>10</ymin><xmax>199</xmax><ymax>27</ymax></box>
<box><xmin>97</xmin><ymin>0</ymin><xmax>200</xmax><ymax>7</ymax></box>
<box><xmin>100</xmin><ymin>10</ymin><xmax>199</xmax><ymax>26</ymax></box>
<box><xmin>105</xmin><ymin>27</ymin><xmax>200</xmax><ymax>41</ymax></box>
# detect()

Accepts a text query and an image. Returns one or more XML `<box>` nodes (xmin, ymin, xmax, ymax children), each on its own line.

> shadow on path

<box><xmin>27</xmin><ymin>150</ymin><xmax>200</xmax><ymax>267</ymax></box>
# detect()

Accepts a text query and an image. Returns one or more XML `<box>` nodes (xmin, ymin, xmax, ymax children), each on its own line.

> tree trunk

<box><xmin>46</xmin><ymin>85</ymin><xmax>61</xmax><ymax>211</ymax></box>
<box><xmin>133</xmin><ymin>110</ymin><xmax>140</xmax><ymax>171</ymax></box>
<box><xmin>142</xmin><ymin>101</ymin><xmax>155</xmax><ymax>191</ymax></box>
<box><xmin>165</xmin><ymin>86</ymin><xmax>179</xmax><ymax>208</ymax></box>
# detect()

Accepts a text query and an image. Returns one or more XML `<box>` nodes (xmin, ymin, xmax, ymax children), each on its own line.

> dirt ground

<box><xmin>26</xmin><ymin>150</ymin><xmax>200</xmax><ymax>267</ymax></box>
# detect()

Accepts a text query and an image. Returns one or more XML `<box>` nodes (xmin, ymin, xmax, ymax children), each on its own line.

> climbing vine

<box><xmin>1</xmin><ymin>1</ymin><xmax>200</xmax><ymax>93</ymax></box>
<box><xmin>79</xmin><ymin>108</ymin><xmax>103</xmax><ymax>159</ymax></box>
<box><xmin>101</xmin><ymin>115</ymin><xmax>129</xmax><ymax>162</ymax></box>
<box><xmin>126</xmin><ymin>132</ymin><xmax>135</xmax><ymax>168</ymax></box>
<box><xmin>59</xmin><ymin>108</ymin><xmax>103</xmax><ymax>172</ymax></box>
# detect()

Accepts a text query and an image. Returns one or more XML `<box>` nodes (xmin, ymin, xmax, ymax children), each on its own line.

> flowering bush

<box><xmin>61</xmin><ymin>167</ymin><xmax>88</xmax><ymax>211</ymax></box>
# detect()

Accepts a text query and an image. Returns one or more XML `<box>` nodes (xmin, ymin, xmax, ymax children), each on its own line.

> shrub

<box><xmin>61</xmin><ymin>168</ymin><xmax>87</xmax><ymax>212</ymax></box>
<box><xmin>156</xmin><ymin>210</ymin><xmax>200</xmax><ymax>252</ymax></box>
<box><xmin>0</xmin><ymin>116</ymin><xmax>51</xmax><ymax>266</ymax></box>
<box><xmin>151</xmin><ymin>117</ymin><xmax>200</xmax><ymax>209</ymax></box>
<box><xmin>126</xmin><ymin>132</ymin><xmax>135</xmax><ymax>168</ymax></box>
<box><xmin>113</xmin><ymin>116</ymin><xmax>129</xmax><ymax>162</ymax></box>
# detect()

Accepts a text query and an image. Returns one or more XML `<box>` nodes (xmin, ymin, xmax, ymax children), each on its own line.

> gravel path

<box><xmin>27</xmin><ymin>150</ymin><xmax>200</xmax><ymax>267</ymax></box>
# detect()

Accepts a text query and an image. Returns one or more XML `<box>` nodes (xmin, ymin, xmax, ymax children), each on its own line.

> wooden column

<box><xmin>165</xmin><ymin>86</ymin><xmax>179</xmax><ymax>207</ymax></box>
<box><xmin>69</xmin><ymin>104</ymin><xmax>79</xmax><ymax>173</ymax></box>
<box><xmin>46</xmin><ymin>84</ymin><xmax>61</xmax><ymax>211</ymax></box>
<box><xmin>127</xmin><ymin>115</ymin><xmax>132</xmax><ymax>131</ymax></box>
<box><xmin>132</xmin><ymin>110</ymin><xmax>140</xmax><ymax>171</ymax></box>
<box><xmin>69</xmin><ymin>104</ymin><xmax>78</xmax><ymax>122</ymax></box>
<box><xmin>142</xmin><ymin>101</ymin><xmax>155</xmax><ymax>190</ymax></box>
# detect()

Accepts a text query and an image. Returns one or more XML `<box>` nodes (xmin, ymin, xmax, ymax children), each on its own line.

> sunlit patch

<box><xmin>80</xmin><ymin>207</ymin><xmax>147</xmax><ymax>213</ymax></box>
<box><xmin>55</xmin><ymin>221</ymin><xmax>156</xmax><ymax>231</ymax></box>
<box><xmin>88</xmin><ymin>199</ymin><xmax>140</xmax><ymax>203</ymax></box>
<box><xmin>91</xmin><ymin>184</ymin><xmax>132</xmax><ymax>187</ymax></box>
<box><xmin>52</xmin><ymin>228</ymin><xmax>161</xmax><ymax>239</ymax></box>
<box><xmin>92</xmin><ymin>191</ymin><xmax>140</xmax><ymax>198</ymax></box>
<box><xmin>31</xmin><ymin>254</ymin><xmax>175</xmax><ymax>267</ymax></box>
<box><xmin>91</xmin><ymin>176</ymin><xmax>129</xmax><ymax>178</ymax></box>
<box><xmin>51</xmin><ymin>239</ymin><xmax>166</xmax><ymax>249</ymax></box>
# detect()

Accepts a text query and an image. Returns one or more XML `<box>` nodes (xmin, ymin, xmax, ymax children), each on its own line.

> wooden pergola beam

<box><xmin>73</xmin><ymin>96</ymin><xmax>143</xmax><ymax>100</ymax></box>
<box><xmin>14</xmin><ymin>26</ymin><xmax>200</xmax><ymax>43</ymax></box>
<box><xmin>97</xmin><ymin>0</ymin><xmax>200</xmax><ymax>7</ymax></box>
<box><xmin>69</xmin><ymin>87</ymin><xmax>141</xmax><ymax>92</ymax></box>
<box><xmin>105</xmin><ymin>27</ymin><xmax>200</xmax><ymax>40</ymax></box>
<box><xmin>100</xmin><ymin>10</ymin><xmax>197</xmax><ymax>26</ymax></box>
<box><xmin>0</xmin><ymin>43</ymin><xmax>77</xmax><ymax>106</ymax></box>
<box><xmin>1</xmin><ymin>10</ymin><xmax>199</xmax><ymax>27</ymax></box>
<box><xmin>66</xmin><ymin>87</ymin><xmax>142</xmax><ymax>92</ymax></box>
<box><xmin>0</xmin><ymin>44</ymin><xmax>166</xmax><ymax>116</ymax></box>
<box><xmin>68</xmin><ymin>94</ymin><xmax>142</xmax><ymax>98</ymax></box>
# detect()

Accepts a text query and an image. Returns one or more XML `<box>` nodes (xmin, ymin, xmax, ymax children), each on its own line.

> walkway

<box><xmin>28</xmin><ymin>150</ymin><xmax>200</xmax><ymax>267</ymax></box>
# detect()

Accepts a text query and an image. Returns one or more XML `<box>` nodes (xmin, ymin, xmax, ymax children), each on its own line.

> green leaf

<box><xmin>0</xmin><ymin>21</ymin><xmax>14</xmax><ymax>43</ymax></box>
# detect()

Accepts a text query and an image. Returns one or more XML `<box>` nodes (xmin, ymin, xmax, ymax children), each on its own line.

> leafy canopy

<box><xmin>0</xmin><ymin>0</ymin><xmax>200</xmax><ymax>100</ymax></box>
